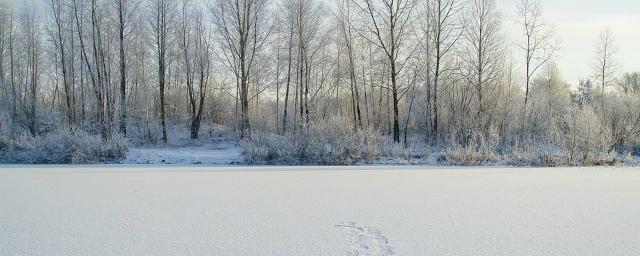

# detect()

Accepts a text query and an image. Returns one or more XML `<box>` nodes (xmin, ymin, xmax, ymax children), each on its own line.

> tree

<box><xmin>210</xmin><ymin>0</ymin><xmax>271</xmax><ymax>138</ymax></box>
<box><xmin>283</xmin><ymin>0</ymin><xmax>323</xmax><ymax>128</ymax></box>
<box><xmin>619</xmin><ymin>72</ymin><xmax>640</xmax><ymax>95</ymax></box>
<box><xmin>337</xmin><ymin>0</ymin><xmax>361</xmax><ymax>129</ymax></box>
<box><xmin>281</xmin><ymin>4</ymin><xmax>294</xmax><ymax>133</ymax></box>
<box><xmin>0</xmin><ymin>1</ymin><xmax>10</xmax><ymax>112</ymax></box>
<box><xmin>113</xmin><ymin>0</ymin><xmax>136</xmax><ymax>135</ymax></box>
<box><xmin>516</xmin><ymin>0</ymin><xmax>557</xmax><ymax>108</ymax></box>
<box><xmin>593</xmin><ymin>28</ymin><xmax>618</xmax><ymax>116</ymax></box>
<box><xmin>19</xmin><ymin>3</ymin><xmax>43</xmax><ymax>136</ymax></box>
<box><xmin>272</xmin><ymin>12</ymin><xmax>283</xmax><ymax>133</ymax></box>
<box><xmin>353</xmin><ymin>0</ymin><xmax>417</xmax><ymax>142</ymax></box>
<box><xmin>48</xmin><ymin>0</ymin><xmax>75</xmax><ymax>126</ymax></box>
<box><xmin>425</xmin><ymin>0</ymin><xmax>463</xmax><ymax>142</ymax></box>
<box><xmin>576</xmin><ymin>79</ymin><xmax>594</xmax><ymax>107</ymax></box>
<box><xmin>71</xmin><ymin>0</ymin><xmax>113</xmax><ymax>139</ymax></box>
<box><xmin>461</xmin><ymin>0</ymin><xmax>503</xmax><ymax>133</ymax></box>
<box><xmin>149</xmin><ymin>0</ymin><xmax>174</xmax><ymax>143</ymax></box>
<box><xmin>6</xmin><ymin>3</ymin><xmax>17</xmax><ymax>123</ymax></box>
<box><xmin>178</xmin><ymin>2</ymin><xmax>210</xmax><ymax>139</ymax></box>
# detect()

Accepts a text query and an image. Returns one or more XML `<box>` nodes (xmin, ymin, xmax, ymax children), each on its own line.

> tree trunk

<box><xmin>159</xmin><ymin>57</ymin><xmax>167</xmax><ymax>143</ymax></box>
<box><xmin>390</xmin><ymin>62</ymin><xmax>400</xmax><ymax>143</ymax></box>
<box><xmin>118</xmin><ymin>0</ymin><xmax>127</xmax><ymax>135</ymax></box>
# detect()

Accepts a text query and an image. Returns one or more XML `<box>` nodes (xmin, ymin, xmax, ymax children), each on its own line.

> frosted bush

<box><xmin>0</xmin><ymin>128</ymin><xmax>128</xmax><ymax>164</ymax></box>
<box><xmin>243</xmin><ymin>116</ymin><xmax>397</xmax><ymax>165</ymax></box>
<box><xmin>501</xmin><ymin>107</ymin><xmax>617</xmax><ymax>167</ymax></box>
<box><xmin>240</xmin><ymin>130</ymin><xmax>288</xmax><ymax>163</ymax></box>
<box><xmin>0</xmin><ymin>114</ymin><xmax>12</xmax><ymax>151</ymax></box>
<box><xmin>564</xmin><ymin>107</ymin><xmax>614</xmax><ymax>165</ymax></box>
<box><xmin>622</xmin><ymin>152</ymin><xmax>638</xmax><ymax>166</ymax></box>
<box><xmin>102</xmin><ymin>133</ymin><xmax>129</xmax><ymax>161</ymax></box>
<box><xmin>70</xmin><ymin>131</ymin><xmax>128</xmax><ymax>163</ymax></box>
<box><xmin>0</xmin><ymin>135</ymin><xmax>8</xmax><ymax>152</ymax></box>
<box><xmin>509</xmin><ymin>142</ymin><xmax>565</xmax><ymax>167</ymax></box>
<box><xmin>0</xmin><ymin>132</ymin><xmax>36</xmax><ymax>163</ymax></box>
<box><xmin>33</xmin><ymin>129</ymin><xmax>93</xmax><ymax>163</ymax></box>
<box><xmin>0</xmin><ymin>131</ymin><xmax>9</xmax><ymax>152</ymax></box>
<box><xmin>444</xmin><ymin>128</ymin><xmax>501</xmax><ymax>166</ymax></box>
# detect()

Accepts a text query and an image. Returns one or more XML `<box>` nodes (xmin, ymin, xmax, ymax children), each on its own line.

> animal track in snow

<box><xmin>336</xmin><ymin>221</ymin><xmax>394</xmax><ymax>256</ymax></box>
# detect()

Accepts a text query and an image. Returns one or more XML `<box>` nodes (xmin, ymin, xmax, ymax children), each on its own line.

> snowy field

<box><xmin>1</xmin><ymin>166</ymin><xmax>640</xmax><ymax>255</ymax></box>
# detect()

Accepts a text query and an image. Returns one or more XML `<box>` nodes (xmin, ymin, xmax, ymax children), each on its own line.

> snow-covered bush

<box><xmin>0</xmin><ymin>134</ymin><xmax>8</xmax><ymax>152</ymax></box>
<box><xmin>0</xmin><ymin>128</ymin><xmax>128</xmax><ymax>164</ymax></box>
<box><xmin>32</xmin><ymin>129</ymin><xmax>95</xmax><ymax>163</ymax></box>
<box><xmin>131</xmin><ymin>119</ymin><xmax>163</xmax><ymax>145</ymax></box>
<box><xmin>508</xmin><ymin>141</ymin><xmax>565</xmax><ymax>167</ymax></box>
<box><xmin>443</xmin><ymin>106</ymin><xmax>619</xmax><ymax>167</ymax></box>
<box><xmin>240</xmin><ymin>130</ymin><xmax>283</xmax><ymax>163</ymax></box>
<box><xmin>32</xmin><ymin>129</ymin><xmax>128</xmax><ymax>164</ymax></box>
<box><xmin>243</xmin><ymin>116</ymin><xmax>392</xmax><ymax>165</ymax></box>
<box><xmin>78</xmin><ymin>132</ymin><xmax>128</xmax><ymax>163</ymax></box>
<box><xmin>0</xmin><ymin>129</ymin><xmax>9</xmax><ymax>153</ymax></box>
<box><xmin>563</xmin><ymin>107</ymin><xmax>615</xmax><ymax>165</ymax></box>
<box><xmin>0</xmin><ymin>113</ymin><xmax>13</xmax><ymax>152</ymax></box>
<box><xmin>502</xmin><ymin>106</ymin><xmax>617</xmax><ymax>167</ymax></box>
<box><xmin>444</xmin><ymin>128</ymin><xmax>500</xmax><ymax>166</ymax></box>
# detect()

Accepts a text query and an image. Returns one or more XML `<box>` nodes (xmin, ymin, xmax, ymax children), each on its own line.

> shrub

<box><xmin>0</xmin><ymin>132</ymin><xmax>9</xmax><ymax>152</ymax></box>
<box><xmin>563</xmin><ymin>107</ymin><xmax>614</xmax><ymax>165</ymax></box>
<box><xmin>0</xmin><ymin>114</ymin><xmax>12</xmax><ymax>152</ymax></box>
<box><xmin>444</xmin><ymin>128</ymin><xmax>500</xmax><ymax>166</ymax></box>
<box><xmin>242</xmin><ymin>116</ymin><xmax>397</xmax><ymax>165</ymax></box>
<box><xmin>508</xmin><ymin>142</ymin><xmax>565</xmax><ymax>167</ymax></box>
<box><xmin>0</xmin><ymin>128</ymin><xmax>128</xmax><ymax>164</ymax></box>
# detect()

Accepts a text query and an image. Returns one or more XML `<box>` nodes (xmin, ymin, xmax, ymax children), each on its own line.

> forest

<box><xmin>0</xmin><ymin>0</ymin><xmax>638</xmax><ymax>165</ymax></box>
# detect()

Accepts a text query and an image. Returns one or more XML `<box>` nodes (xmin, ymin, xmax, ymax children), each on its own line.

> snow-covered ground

<box><xmin>123</xmin><ymin>138</ymin><xmax>242</xmax><ymax>165</ymax></box>
<box><xmin>123</xmin><ymin>125</ymin><xmax>244</xmax><ymax>165</ymax></box>
<box><xmin>1</xmin><ymin>166</ymin><xmax>640</xmax><ymax>255</ymax></box>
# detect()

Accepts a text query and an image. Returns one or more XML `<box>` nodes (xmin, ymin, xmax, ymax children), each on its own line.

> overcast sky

<box><xmin>497</xmin><ymin>0</ymin><xmax>640</xmax><ymax>85</ymax></box>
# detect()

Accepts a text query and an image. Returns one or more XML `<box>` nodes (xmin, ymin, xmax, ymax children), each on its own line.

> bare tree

<box><xmin>425</xmin><ymin>0</ymin><xmax>463</xmax><ymax>142</ymax></box>
<box><xmin>178</xmin><ymin>2</ymin><xmax>210</xmax><ymax>139</ymax></box>
<box><xmin>72</xmin><ymin>0</ymin><xmax>111</xmax><ymax>139</ymax></box>
<box><xmin>273</xmin><ymin>12</ymin><xmax>283</xmax><ymax>133</ymax></box>
<box><xmin>281</xmin><ymin>5</ymin><xmax>294</xmax><ymax>133</ymax></box>
<box><xmin>113</xmin><ymin>0</ymin><xmax>136</xmax><ymax>135</ymax></box>
<box><xmin>149</xmin><ymin>0</ymin><xmax>174</xmax><ymax>143</ymax></box>
<box><xmin>461</xmin><ymin>0</ymin><xmax>503</xmax><ymax>133</ymax></box>
<box><xmin>177</xmin><ymin>0</ymin><xmax>194</xmax><ymax>137</ymax></box>
<box><xmin>0</xmin><ymin>1</ymin><xmax>9</xmax><ymax>111</ymax></box>
<box><xmin>7</xmin><ymin>4</ymin><xmax>17</xmax><ymax>123</ymax></box>
<box><xmin>516</xmin><ymin>0</ymin><xmax>558</xmax><ymax>108</ymax></box>
<box><xmin>352</xmin><ymin>0</ymin><xmax>417</xmax><ymax>142</ymax></box>
<box><xmin>337</xmin><ymin>0</ymin><xmax>362</xmax><ymax>129</ymax></box>
<box><xmin>49</xmin><ymin>0</ymin><xmax>76</xmax><ymax>126</ymax></box>
<box><xmin>209</xmin><ymin>0</ymin><xmax>271</xmax><ymax>138</ymax></box>
<box><xmin>289</xmin><ymin>0</ymin><xmax>324</xmax><ymax>127</ymax></box>
<box><xmin>593</xmin><ymin>28</ymin><xmax>618</xmax><ymax>116</ymax></box>
<box><xmin>19</xmin><ymin>3</ymin><xmax>43</xmax><ymax>136</ymax></box>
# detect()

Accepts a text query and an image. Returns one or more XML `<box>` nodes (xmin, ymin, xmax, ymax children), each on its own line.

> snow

<box><xmin>123</xmin><ymin>125</ymin><xmax>244</xmax><ymax>165</ymax></box>
<box><xmin>123</xmin><ymin>140</ymin><xmax>242</xmax><ymax>165</ymax></box>
<box><xmin>1</xmin><ymin>166</ymin><xmax>640</xmax><ymax>255</ymax></box>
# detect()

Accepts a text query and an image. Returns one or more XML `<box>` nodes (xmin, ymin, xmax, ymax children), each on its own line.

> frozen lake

<box><xmin>1</xmin><ymin>166</ymin><xmax>640</xmax><ymax>255</ymax></box>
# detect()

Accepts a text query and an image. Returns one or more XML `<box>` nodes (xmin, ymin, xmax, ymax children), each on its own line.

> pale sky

<box><xmin>497</xmin><ymin>0</ymin><xmax>640</xmax><ymax>85</ymax></box>
<box><xmin>17</xmin><ymin>0</ymin><xmax>639</xmax><ymax>86</ymax></box>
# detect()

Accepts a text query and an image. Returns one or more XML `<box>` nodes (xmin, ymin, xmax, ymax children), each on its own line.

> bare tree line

<box><xmin>1</xmin><ymin>0</ymin><xmax>640</xmax><ymax>163</ymax></box>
